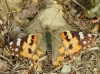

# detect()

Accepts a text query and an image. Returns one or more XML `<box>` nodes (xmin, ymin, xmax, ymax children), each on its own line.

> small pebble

<box><xmin>61</xmin><ymin>64</ymin><xmax>71</xmax><ymax>74</ymax></box>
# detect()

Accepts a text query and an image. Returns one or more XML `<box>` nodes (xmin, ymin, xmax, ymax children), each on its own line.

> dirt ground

<box><xmin>0</xmin><ymin>0</ymin><xmax>100</xmax><ymax>74</ymax></box>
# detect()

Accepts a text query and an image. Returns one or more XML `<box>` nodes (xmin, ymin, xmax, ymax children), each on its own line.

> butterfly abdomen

<box><xmin>46</xmin><ymin>43</ymin><xmax>52</xmax><ymax>61</ymax></box>
<box><xmin>45</xmin><ymin>31</ymin><xmax>53</xmax><ymax>62</ymax></box>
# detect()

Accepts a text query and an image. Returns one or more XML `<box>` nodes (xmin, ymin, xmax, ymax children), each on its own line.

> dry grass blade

<box><xmin>0</xmin><ymin>54</ymin><xmax>13</xmax><ymax>66</ymax></box>
<box><xmin>10</xmin><ymin>62</ymin><xmax>21</xmax><ymax>73</ymax></box>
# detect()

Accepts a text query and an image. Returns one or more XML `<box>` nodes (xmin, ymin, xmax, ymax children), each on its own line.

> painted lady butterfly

<box><xmin>4</xmin><ymin>27</ymin><xmax>99</xmax><ymax>73</ymax></box>
<box><xmin>3</xmin><ymin>15</ymin><xmax>99</xmax><ymax>73</ymax></box>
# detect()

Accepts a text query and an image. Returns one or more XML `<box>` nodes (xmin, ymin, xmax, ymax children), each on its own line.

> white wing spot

<box><xmin>27</xmin><ymin>35</ymin><xmax>32</xmax><ymax>43</ymax></box>
<box><xmin>67</xmin><ymin>31</ymin><xmax>72</xmax><ymax>39</ymax></box>
<box><xmin>78</xmin><ymin>32</ymin><xmax>84</xmax><ymax>39</ymax></box>
<box><xmin>10</xmin><ymin>42</ymin><xmax>13</xmax><ymax>46</ymax></box>
<box><xmin>83</xmin><ymin>41</ymin><xmax>87</xmax><ymax>44</ymax></box>
<box><xmin>88</xmin><ymin>34</ymin><xmax>92</xmax><ymax>37</ymax></box>
<box><xmin>15</xmin><ymin>48</ymin><xmax>18</xmax><ymax>52</ymax></box>
<box><xmin>17</xmin><ymin>38</ymin><xmax>21</xmax><ymax>46</ymax></box>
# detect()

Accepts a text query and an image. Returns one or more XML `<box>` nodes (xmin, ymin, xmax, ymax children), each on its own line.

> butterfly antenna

<box><xmin>49</xmin><ymin>9</ymin><xmax>60</xmax><ymax>26</ymax></box>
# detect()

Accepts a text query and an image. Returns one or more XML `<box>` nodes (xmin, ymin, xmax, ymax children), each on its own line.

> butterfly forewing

<box><xmin>4</xmin><ymin>34</ymin><xmax>43</xmax><ymax>68</ymax></box>
<box><xmin>53</xmin><ymin>31</ymin><xmax>99</xmax><ymax>66</ymax></box>
<box><xmin>62</xmin><ymin>31</ymin><xmax>98</xmax><ymax>53</ymax></box>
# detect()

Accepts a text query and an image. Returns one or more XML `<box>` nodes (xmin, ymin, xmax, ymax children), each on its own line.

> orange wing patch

<box><xmin>20</xmin><ymin>35</ymin><xmax>37</xmax><ymax>58</ymax></box>
<box><xmin>32</xmin><ymin>49</ymin><xmax>43</xmax><ymax>68</ymax></box>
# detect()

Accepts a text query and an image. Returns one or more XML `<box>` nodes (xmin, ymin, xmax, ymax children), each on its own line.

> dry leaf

<box><xmin>92</xmin><ymin>23</ymin><xmax>100</xmax><ymax>33</ymax></box>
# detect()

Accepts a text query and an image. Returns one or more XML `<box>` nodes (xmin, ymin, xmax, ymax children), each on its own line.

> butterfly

<box><xmin>4</xmin><ymin>27</ymin><xmax>99</xmax><ymax>72</ymax></box>
<box><xmin>3</xmin><ymin>13</ymin><xmax>99</xmax><ymax>73</ymax></box>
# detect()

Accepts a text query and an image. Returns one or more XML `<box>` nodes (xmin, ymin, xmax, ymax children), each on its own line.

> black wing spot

<box><xmin>29</xmin><ymin>40</ymin><xmax>33</xmax><ymax>45</ymax></box>
<box><xmin>66</xmin><ymin>36</ymin><xmax>71</xmax><ymax>42</ymax></box>
<box><xmin>68</xmin><ymin>44</ymin><xmax>73</xmax><ymax>49</ymax></box>
<box><xmin>28</xmin><ymin>48</ymin><xmax>32</xmax><ymax>54</ymax></box>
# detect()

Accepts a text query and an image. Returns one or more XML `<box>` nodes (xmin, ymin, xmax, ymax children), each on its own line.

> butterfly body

<box><xmin>45</xmin><ymin>30</ymin><xmax>53</xmax><ymax>62</ymax></box>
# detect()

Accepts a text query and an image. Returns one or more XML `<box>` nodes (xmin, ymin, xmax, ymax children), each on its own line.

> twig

<box><xmin>11</xmin><ymin>62</ymin><xmax>20</xmax><ymax>73</ymax></box>
<box><xmin>4</xmin><ymin>0</ymin><xmax>14</xmax><ymax>18</ymax></box>
<box><xmin>0</xmin><ymin>54</ymin><xmax>13</xmax><ymax>66</ymax></box>
<box><xmin>72</xmin><ymin>0</ymin><xmax>87</xmax><ymax>10</ymax></box>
